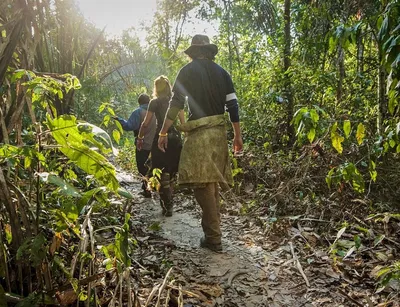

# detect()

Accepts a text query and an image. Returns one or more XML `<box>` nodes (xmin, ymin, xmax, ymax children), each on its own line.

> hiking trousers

<box><xmin>194</xmin><ymin>182</ymin><xmax>221</xmax><ymax>244</ymax></box>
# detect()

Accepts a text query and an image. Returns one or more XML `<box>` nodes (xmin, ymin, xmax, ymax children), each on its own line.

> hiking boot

<box><xmin>165</xmin><ymin>206</ymin><xmax>173</xmax><ymax>217</ymax></box>
<box><xmin>200</xmin><ymin>237</ymin><xmax>222</xmax><ymax>252</ymax></box>
<box><xmin>160</xmin><ymin>199</ymin><xmax>173</xmax><ymax>217</ymax></box>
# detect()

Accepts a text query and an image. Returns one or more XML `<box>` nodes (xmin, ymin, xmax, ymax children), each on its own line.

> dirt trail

<box><xmin>117</xmin><ymin>171</ymin><xmax>308</xmax><ymax>306</ymax></box>
<box><xmin>115</xmin><ymin>169</ymin><xmax>400</xmax><ymax>307</ymax></box>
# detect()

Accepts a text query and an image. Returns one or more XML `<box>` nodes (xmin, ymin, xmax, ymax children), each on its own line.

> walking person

<box><xmin>137</xmin><ymin>76</ymin><xmax>185</xmax><ymax>216</ymax></box>
<box><xmin>158</xmin><ymin>34</ymin><xmax>243</xmax><ymax>251</ymax></box>
<box><xmin>113</xmin><ymin>93</ymin><xmax>156</xmax><ymax>197</ymax></box>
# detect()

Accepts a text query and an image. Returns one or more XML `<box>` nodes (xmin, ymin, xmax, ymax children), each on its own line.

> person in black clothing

<box><xmin>114</xmin><ymin>93</ymin><xmax>156</xmax><ymax>197</ymax></box>
<box><xmin>137</xmin><ymin>76</ymin><xmax>185</xmax><ymax>216</ymax></box>
<box><xmin>157</xmin><ymin>34</ymin><xmax>243</xmax><ymax>251</ymax></box>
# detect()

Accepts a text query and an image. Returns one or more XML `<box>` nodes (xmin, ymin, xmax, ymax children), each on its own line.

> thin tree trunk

<box><xmin>284</xmin><ymin>0</ymin><xmax>294</xmax><ymax>145</ymax></box>
<box><xmin>0</xmin><ymin>168</ymin><xmax>23</xmax><ymax>250</ymax></box>
<box><xmin>357</xmin><ymin>30</ymin><xmax>364</xmax><ymax>75</ymax></box>
<box><xmin>336</xmin><ymin>45</ymin><xmax>345</xmax><ymax>107</ymax></box>
<box><xmin>0</xmin><ymin>18</ymin><xmax>24</xmax><ymax>87</ymax></box>
<box><xmin>377</xmin><ymin>47</ymin><xmax>386</xmax><ymax>134</ymax></box>
<box><xmin>223</xmin><ymin>0</ymin><xmax>233</xmax><ymax>72</ymax></box>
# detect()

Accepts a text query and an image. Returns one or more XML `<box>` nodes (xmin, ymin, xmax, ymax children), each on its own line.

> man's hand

<box><xmin>158</xmin><ymin>135</ymin><xmax>168</xmax><ymax>152</ymax></box>
<box><xmin>137</xmin><ymin>139</ymin><xmax>143</xmax><ymax>151</ymax></box>
<box><xmin>233</xmin><ymin>136</ymin><xmax>243</xmax><ymax>156</ymax></box>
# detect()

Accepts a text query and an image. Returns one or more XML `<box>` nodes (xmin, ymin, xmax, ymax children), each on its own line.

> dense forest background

<box><xmin>1</xmin><ymin>0</ymin><xmax>400</xmax><ymax>306</ymax></box>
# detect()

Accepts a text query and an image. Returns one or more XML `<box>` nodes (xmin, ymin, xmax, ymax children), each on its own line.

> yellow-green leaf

<box><xmin>332</xmin><ymin>133</ymin><xmax>344</xmax><ymax>154</ymax></box>
<box><xmin>113</xmin><ymin>129</ymin><xmax>120</xmax><ymax>144</ymax></box>
<box><xmin>343</xmin><ymin>120</ymin><xmax>351</xmax><ymax>138</ymax></box>
<box><xmin>356</xmin><ymin>123</ymin><xmax>365</xmax><ymax>145</ymax></box>
<box><xmin>24</xmin><ymin>156</ymin><xmax>32</xmax><ymax>169</ymax></box>
<box><xmin>307</xmin><ymin>128</ymin><xmax>316</xmax><ymax>143</ymax></box>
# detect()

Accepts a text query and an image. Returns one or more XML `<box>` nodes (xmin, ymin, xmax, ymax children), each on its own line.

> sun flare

<box><xmin>76</xmin><ymin>0</ymin><xmax>157</xmax><ymax>38</ymax></box>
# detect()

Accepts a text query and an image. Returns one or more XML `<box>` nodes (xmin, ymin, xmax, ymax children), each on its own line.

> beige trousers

<box><xmin>194</xmin><ymin>182</ymin><xmax>221</xmax><ymax>244</ymax></box>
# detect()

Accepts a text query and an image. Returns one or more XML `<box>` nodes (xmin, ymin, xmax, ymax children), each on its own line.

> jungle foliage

<box><xmin>0</xmin><ymin>0</ymin><xmax>400</xmax><ymax>305</ymax></box>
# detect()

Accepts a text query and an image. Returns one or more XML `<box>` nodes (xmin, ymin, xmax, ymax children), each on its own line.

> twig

<box><xmin>164</xmin><ymin>280</ymin><xmax>174</xmax><ymax>307</ymax></box>
<box><xmin>155</xmin><ymin>267</ymin><xmax>173</xmax><ymax>307</ymax></box>
<box><xmin>337</xmin><ymin>288</ymin><xmax>364</xmax><ymax>307</ymax></box>
<box><xmin>166</xmin><ymin>285</ymin><xmax>201</xmax><ymax>299</ymax></box>
<box><xmin>109</xmin><ymin>276</ymin><xmax>123</xmax><ymax>307</ymax></box>
<box><xmin>48</xmin><ymin>268</ymin><xmax>115</xmax><ymax>295</ymax></box>
<box><xmin>5</xmin><ymin>293</ymin><xmax>24</xmax><ymax>303</ymax></box>
<box><xmin>144</xmin><ymin>284</ymin><xmax>160</xmax><ymax>307</ymax></box>
<box><xmin>178</xmin><ymin>285</ymin><xmax>184</xmax><ymax>307</ymax></box>
<box><xmin>227</xmin><ymin>269</ymin><xmax>250</xmax><ymax>287</ymax></box>
<box><xmin>289</xmin><ymin>242</ymin><xmax>310</xmax><ymax>287</ymax></box>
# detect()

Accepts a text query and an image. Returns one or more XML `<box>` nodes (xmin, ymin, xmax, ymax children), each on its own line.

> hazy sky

<box><xmin>75</xmin><ymin>0</ymin><xmax>217</xmax><ymax>41</ymax></box>
<box><xmin>76</xmin><ymin>0</ymin><xmax>157</xmax><ymax>38</ymax></box>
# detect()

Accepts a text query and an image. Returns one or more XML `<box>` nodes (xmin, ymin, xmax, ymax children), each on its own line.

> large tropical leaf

<box><xmin>46</xmin><ymin>115</ymin><xmax>119</xmax><ymax>191</ymax></box>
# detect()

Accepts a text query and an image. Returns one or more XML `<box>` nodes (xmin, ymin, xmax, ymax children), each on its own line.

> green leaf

<box><xmin>115</xmin><ymin>120</ymin><xmax>123</xmax><ymax>134</ymax></box>
<box><xmin>326</xmin><ymin>168</ymin><xmax>335</xmax><ymax>188</ymax></box>
<box><xmin>24</xmin><ymin>156</ymin><xmax>32</xmax><ymax>169</ymax></box>
<box><xmin>307</xmin><ymin>128</ymin><xmax>316</xmax><ymax>143</ymax></box>
<box><xmin>113</xmin><ymin>129</ymin><xmax>120</xmax><ymax>145</ymax></box>
<box><xmin>343</xmin><ymin>120</ymin><xmax>351</xmax><ymax>138</ymax></box>
<box><xmin>117</xmin><ymin>187</ymin><xmax>133</xmax><ymax>199</ymax></box>
<box><xmin>38</xmin><ymin>172</ymin><xmax>81</xmax><ymax>198</ymax></box>
<box><xmin>17</xmin><ymin>234</ymin><xmax>47</xmax><ymax>267</ymax></box>
<box><xmin>107</xmin><ymin>107</ymin><xmax>115</xmax><ymax>116</ymax></box>
<box><xmin>47</xmin><ymin>115</ymin><xmax>119</xmax><ymax>191</ymax></box>
<box><xmin>114</xmin><ymin>214</ymin><xmax>131</xmax><ymax>267</ymax></box>
<box><xmin>152</xmin><ymin>168</ymin><xmax>162</xmax><ymax>179</ymax></box>
<box><xmin>331</xmin><ymin>123</ymin><xmax>344</xmax><ymax>153</ymax></box>
<box><xmin>98</xmin><ymin>103</ymin><xmax>107</xmax><ymax>114</ymax></box>
<box><xmin>354</xmin><ymin>235</ymin><xmax>361</xmax><ymax>249</ymax></box>
<box><xmin>331</xmin><ymin>133</ymin><xmax>344</xmax><ymax>154</ymax></box>
<box><xmin>11</xmin><ymin>69</ymin><xmax>28</xmax><ymax>83</ymax></box>
<box><xmin>77</xmin><ymin>122</ymin><xmax>118</xmax><ymax>155</ymax></box>
<box><xmin>149</xmin><ymin>222</ymin><xmax>161</xmax><ymax>231</ymax></box>
<box><xmin>309</xmin><ymin>109</ymin><xmax>319</xmax><ymax>123</ymax></box>
<box><xmin>378</xmin><ymin>16</ymin><xmax>389</xmax><ymax>42</ymax></box>
<box><xmin>356</xmin><ymin>123</ymin><xmax>366</xmax><ymax>145</ymax></box>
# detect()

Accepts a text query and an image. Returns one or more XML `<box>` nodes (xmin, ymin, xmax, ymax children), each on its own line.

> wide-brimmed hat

<box><xmin>184</xmin><ymin>34</ymin><xmax>218</xmax><ymax>57</ymax></box>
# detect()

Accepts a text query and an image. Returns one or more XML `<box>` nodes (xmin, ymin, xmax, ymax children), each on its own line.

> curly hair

<box><xmin>152</xmin><ymin>75</ymin><xmax>172</xmax><ymax>99</ymax></box>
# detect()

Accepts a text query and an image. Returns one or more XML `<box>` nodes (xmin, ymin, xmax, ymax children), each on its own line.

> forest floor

<box><xmin>102</xmin><ymin>169</ymin><xmax>400</xmax><ymax>307</ymax></box>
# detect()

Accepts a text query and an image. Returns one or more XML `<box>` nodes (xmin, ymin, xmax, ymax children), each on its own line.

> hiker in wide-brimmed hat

<box><xmin>157</xmin><ymin>34</ymin><xmax>243</xmax><ymax>252</ymax></box>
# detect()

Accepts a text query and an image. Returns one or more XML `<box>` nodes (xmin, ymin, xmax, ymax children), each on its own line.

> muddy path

<box><xmin>115</xmin><ymin>171</ymin><xmax>371</xmax><ymax>307</ymax></box>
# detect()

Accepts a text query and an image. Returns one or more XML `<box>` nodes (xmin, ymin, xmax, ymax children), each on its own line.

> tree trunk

<box><xmin>223</xmin><ymin>0</ymin><xmax>233</xmax><ymax>72</ymax></box>
<box><xmin>336</xmin><ymin>45</ymin><xmax>345</xmax><ymax>107</ymax></box>
<box><xmin>357</xmin><ymin>30</ymin><xmax>364</xmax><ymax>75</ymax></box>
<box><xmin>284</xmin><ymin>0</ymin><xmax>294</xmax><ymax>145</ymax></box>
<box><xmin>377</xmin><ymin>47</ymin><xmax>386</xmax><ymax>134</ymax></box>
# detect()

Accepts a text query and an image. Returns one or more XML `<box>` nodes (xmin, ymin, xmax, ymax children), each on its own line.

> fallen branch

<box><xmin>166</xmin><ymin>285</ymin><xmax>201</xmax><ymax>299</ymax></box>
<box><xmin>289</xmin><ymin>242</ymin><xmax>310</xmax><ymax>287</ymax></box>
<box><xmin>144</xmin><ymin>284</ymin><xmax>160</xmax><ymax>307</ymax></box>
<box><xmin>48</xmin><ymin>268</ymin><xmax>115</xmax><ymax>295</ymax></box>
<box><xmin>156</xmin><ymin>267</ymin><xmax>173</xmax><ymax>307</ymax></box>
<box><xmin>227</xmin><ymin>269</ymin><xmax>250</xmax><ymax>287</ymax></box>
<box><xmin>337</xmin><ymin>288</ymin><xmax>364</xmax><ymax>307</ymax></box>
